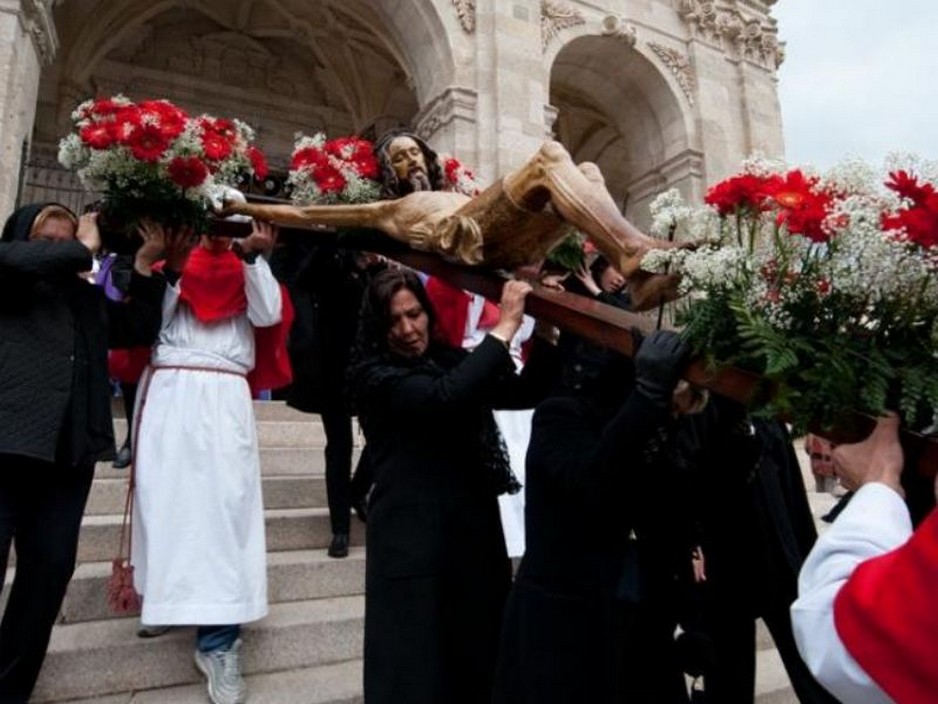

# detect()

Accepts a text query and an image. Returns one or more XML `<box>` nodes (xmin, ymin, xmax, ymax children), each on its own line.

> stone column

<box><xmin>0</xmin><ymin>0</ymin><xmax>57</xmax><ymax>217</ymax></box>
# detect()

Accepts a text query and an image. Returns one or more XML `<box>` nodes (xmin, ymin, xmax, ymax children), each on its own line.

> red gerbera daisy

<box><xmin>80</xmin><ymin>123</ymin><xmax>114</xmax><ymax>149</ymax></box>
<box><xmin>167</xmin><ymin>156</ymin><xmax>209</xmax><ymax>189</ymax></box>
<box><xmin>128</xmin><ymin>123</ymin><xmax>169</xmax><ymax>163</ymax></box>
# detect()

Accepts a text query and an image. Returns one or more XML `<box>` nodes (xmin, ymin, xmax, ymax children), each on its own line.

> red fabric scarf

<box><xmin>176</xmin><ymin>247</ymin><xmax>293</xmax><ymax>394</ymax></box>
<box><xmin>834</xmin><ymin>508</ymin><xmax>938</xmax><ymax>704</ymax></box>
<box><xmin>179</xmin><ymin>247</ymin><xmax>247</xmax><ymax>323</ymax></box>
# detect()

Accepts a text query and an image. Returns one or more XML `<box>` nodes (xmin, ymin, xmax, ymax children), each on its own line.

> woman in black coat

<box><xmin>347</xmin><ymin>268</ymin><xmax>557</xmax><ymax>704</ymax></box>
<box><xmin>493</xmin><ymin>330</ymin><xmax>692</xmax><ymax>704</ymax></box>
<box><xmin>271</xmin><ymin>236</ymin><xmax>380</xmax><ymax>556</ymax></box>
<box><xmin>0</xmin><ymin>204</ymin><xmax>177</xmax><ymax>703</ymax></box>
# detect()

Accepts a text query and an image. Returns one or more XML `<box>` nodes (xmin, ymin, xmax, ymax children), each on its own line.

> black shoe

<box><xmin>352</xmin><ymin>497</ymin><xmax>368</xmax><ymax>524</ymax></box>
<box><xmin>113</xmin><ymin>444</ymin><xmax>132</xmax><ymax>470</ymax></box>
<box><xmin>328</xmin><ymin>532</ymin><xmax>349</xmax><ymax>558</ymax></box>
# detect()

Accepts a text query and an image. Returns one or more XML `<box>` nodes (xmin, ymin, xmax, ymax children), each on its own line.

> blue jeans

<box><xmin>196</xmin><ymin>624</ymin><xmax>240</xmax><ymax>653</ymax></box>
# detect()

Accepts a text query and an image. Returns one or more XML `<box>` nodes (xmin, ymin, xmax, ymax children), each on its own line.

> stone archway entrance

<box><xmin>22</xmin><ymin>0</ymin><xmax>458</xmax><ymax>209</ymax></box>
<box><xmin>549</xmin><ymin>35</ymin><xmax>699</xmax><ymax>229</ymax></box>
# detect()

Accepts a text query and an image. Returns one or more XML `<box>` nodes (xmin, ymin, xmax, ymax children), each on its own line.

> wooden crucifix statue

<box><xmin>220</xmin><ymin>129</ymin><xmax>682</xmax><ymax>311</ymax></box>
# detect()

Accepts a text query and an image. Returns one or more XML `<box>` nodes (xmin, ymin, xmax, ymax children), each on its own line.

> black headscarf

<box><xmin>1</xmin><ymin>202</ymin><xmax>61</xmax><ymax>243</ymax></box>
<box><xmin>347</xmin><ymin>269</ymin><xmax>519</xmax><ymax>495</ymax></box>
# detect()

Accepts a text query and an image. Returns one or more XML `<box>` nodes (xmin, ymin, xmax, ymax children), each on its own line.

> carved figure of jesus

<box><xmin>223</xmin><ymin>130</ymin><xmax>680</xmax><ymax>310</ymax></box>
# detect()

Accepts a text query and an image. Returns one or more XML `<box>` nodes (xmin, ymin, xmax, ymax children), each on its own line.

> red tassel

<box><xmin>107</xmin><ymin>558</ymin><xmax>142</xmax><ymax>615</ymax></box>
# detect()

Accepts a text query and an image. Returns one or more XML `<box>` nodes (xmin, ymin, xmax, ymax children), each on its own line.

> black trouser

<box><xmin>0</xmin><ymin>456</ymin><xmax>95</xmax><ymax>704</ymax></box>
<box><xmin>119</xmin><ymin>382</ymin><xmax>138</xmax><ymax>448</ymax></box>
<box><xmin>322</xmin><ymin>410</ymin><xmax>355</xmax><ymax>535</ymax></box>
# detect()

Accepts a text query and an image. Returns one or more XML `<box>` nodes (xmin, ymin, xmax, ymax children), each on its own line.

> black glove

<box><xmin>633</xmin><ymin>329</ymin><xmax>688</xmax><ymax>409</ymax></box>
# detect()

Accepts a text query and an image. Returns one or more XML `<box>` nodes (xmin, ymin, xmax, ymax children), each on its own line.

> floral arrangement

<box><xmin>287</xmin><ymin>133</ymin><xmax>381</xmax><ymax>205</ymax></box>
<box><xmin>441</xmin><ymin>154</ymin><xmax>481</xmax><ymax>196</ymax></box>
<box><xmin>58</xmin><ymin>95</ymin><xmax>268</xmax><ymax>233</ymax></box>
<box><xmin>642</xmin><ymin>153</ymin><xmax>938</xmax><ymax>431</ymax></box>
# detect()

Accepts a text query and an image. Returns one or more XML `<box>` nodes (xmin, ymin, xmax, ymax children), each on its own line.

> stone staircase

<box><xmin>17</xmin><ymin>402</ymin><xmax>367</xmax><ymax>704</ymax></box>
<box><xmin>4</xmin><ymin>404</ymin><xmax>838</xmax><ymax>703</ymax></box>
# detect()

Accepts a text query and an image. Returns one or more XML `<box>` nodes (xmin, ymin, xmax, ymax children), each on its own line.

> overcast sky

<box><xmin>772</xmin><ymin>0</ymin><xmax>938</xmax><ymax>170</ymax></box>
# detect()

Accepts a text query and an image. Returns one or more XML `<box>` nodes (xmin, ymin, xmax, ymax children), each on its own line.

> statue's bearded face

<box><xmin>388</xmin><ymin>136</ymin><xmax>431</xmax><ymax>191</ymax></box>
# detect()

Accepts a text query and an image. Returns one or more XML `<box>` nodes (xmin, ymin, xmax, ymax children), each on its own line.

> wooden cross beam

<box><xmin>208</xmin><ymin>217</ymin><xmax>938</xmax><ymax>478</ymax></box>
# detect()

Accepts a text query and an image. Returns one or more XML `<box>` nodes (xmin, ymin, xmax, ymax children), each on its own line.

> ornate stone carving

<box><xmin>677</xmin><ymin>0</ymin><xmax>783</xmax><ymax>68</ymax></box>
<box><xmin>600</xmin><ymin>15</ymin><xmax>637</xmax><ymax>48</ymax></box>
<box><xmin>541</xmin><ymin>0</ymin><xmax>585</xmax><ymax>49</ymax></box>
<box><xmin>647</xmin><ymin>42</ymin><xmax>696</xmax><ymax>106</ymax></box>
<box><xmin>451</xmin><ymin>0</ymin><xmax>476</xmax><ymax>33</ymax></box>
<box><xmin>18</xmin><ymin>0</ymin><xmax>59</xmax><ymax>65</ymax></box>
<box><xmin>413</xmin><ymin>86</ymin><xmax>478</xmax><ymax>141</ymax></box>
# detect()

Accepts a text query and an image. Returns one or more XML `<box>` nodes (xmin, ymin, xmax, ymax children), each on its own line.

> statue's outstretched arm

<box><xmin>220</xmin><ymin>199</ymin><xmax>404</xmax><ymax>240</ymax></box>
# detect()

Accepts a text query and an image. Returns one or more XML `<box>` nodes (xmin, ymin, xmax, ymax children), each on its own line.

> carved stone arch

<box><xmin>355</xmin><ymin>0</ymin><xmax>458</xmax><ymax>107</ymax></box>
<box><xmin>548</xmin><ymin>31</ymin><xmax>701</xmax><ymax>228</ymax></box>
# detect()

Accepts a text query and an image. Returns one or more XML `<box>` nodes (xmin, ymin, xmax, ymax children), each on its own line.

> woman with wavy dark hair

<box><xmin>348</xmin><ymin>268</ymin><xmax>558</xmax><ymax>704</ymax></box>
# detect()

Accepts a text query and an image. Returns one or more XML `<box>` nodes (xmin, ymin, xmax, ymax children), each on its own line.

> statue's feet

<box><xmin>627</xmin><ymin>271</ymin><xmax>682</xmax><ymax>312</ymax></box>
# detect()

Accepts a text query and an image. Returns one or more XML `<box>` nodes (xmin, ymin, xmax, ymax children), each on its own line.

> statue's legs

<box><xmin>502</xmin><ymin>141</ymin><xmax>680</xmax><ymax>310</ymax></box>
<box><xmin>503</xmin><ymin>141</ymin><xmax>670</xmax><ymax>278</ymax></box>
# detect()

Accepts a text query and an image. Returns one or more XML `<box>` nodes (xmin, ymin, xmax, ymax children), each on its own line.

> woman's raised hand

<box><xmin>490</xmin><ymin>279</ymin><xmax>533</xmax><ymax>344</ymax></box>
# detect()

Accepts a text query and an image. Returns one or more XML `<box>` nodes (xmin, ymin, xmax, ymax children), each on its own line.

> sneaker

<box><xmin>194</xmin><ymin>638</ymin><xmax>247</xmax><ymax>704</ymax></box>
<box><xmin>136</xmin><ymin>624</ymin><xmax>171</xmax><ymax>638</ymax></box>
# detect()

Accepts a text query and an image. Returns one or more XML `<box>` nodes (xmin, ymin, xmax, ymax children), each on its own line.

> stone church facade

<box><xmin>1</xmin><ymin>0</ymin><xmax>784</xmax><ymax>229</ymax></box>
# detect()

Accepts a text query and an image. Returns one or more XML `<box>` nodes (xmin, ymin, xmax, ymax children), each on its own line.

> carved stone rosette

<box><xmin>541</xmin><ymin>0</ymin><xmax>585</xmax><ymax>50</ymax></box>
<box><xmin>451</xmin><ymin>0</ymin><xmax>476</xmax><ymax>34</ymax></box>
<box><xmin>677</xmin><ymin>0</ymin><xmax>783</xmax><ymax>68</ymax></box>
<box><xmin>413</xmin><ymin>86</ymin><xmax>478</xmax><ymax>141</ymax></box>
<box><xmin>647</xmin><ymin>42</ymin><xmax>696</xmax><ymax>106</ymax></box>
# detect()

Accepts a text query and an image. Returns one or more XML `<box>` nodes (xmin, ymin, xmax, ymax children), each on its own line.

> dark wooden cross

<box><xmin>210</xmin><ymin>217</ymin><xmax>938</xmax><ymax>479</ymax></box>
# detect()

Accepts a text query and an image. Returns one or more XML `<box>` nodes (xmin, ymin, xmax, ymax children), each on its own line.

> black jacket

<box><xmin>0</xmin><ymin>210</ymin><xmax>165</xmax><ymax>466</ymax></box>
<box><xmin>354</xmin><ymin>335</ymin><xmax>558</xmax><ymax>704</ymax></box>
<box><xmin>493</xmin><ymin>386</ymin><xmax>690</xmax><ymax>704</ymax></box>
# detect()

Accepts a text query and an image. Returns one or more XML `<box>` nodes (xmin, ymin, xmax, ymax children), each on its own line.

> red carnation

<box><xmin>884</xmin><ymin>191</ymin><xmax>938</xmax><ymax>249</ymax></box>
<box><xmin>247</xmin><ymin>146</ymin><xmax>269</xmax><ymax>181</ymax></box>
<box><xmin>128</xmin><ymin>123</ymin><xmax>169</xmax><ymax>163</ymax></box>
<box><xmin>167</xmin><ymin>156</ymin><xmax>209</xmax><ymax>189</ymax></box>
<box><xmin>80</xmin><ymin>123</ymin><xmax>114</xmax><ymax>149</ymax></box>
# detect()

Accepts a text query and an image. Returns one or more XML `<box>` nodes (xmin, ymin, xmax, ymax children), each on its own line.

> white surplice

<box><xmin>790</xmin><ymin>482</ymin><xmax>911</xmax><ymax>704</ymax></box>
<box><xmin>131</xmin><ymin>257</ymin><xmax>282</xmax><ymax>625</ymax></box>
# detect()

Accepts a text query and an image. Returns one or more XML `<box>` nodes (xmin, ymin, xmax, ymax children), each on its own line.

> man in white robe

<box><xmin>132</xmin><ymin>218</ymin><xmax>287</xmax><ymax>704</ymax></box>
<box><xmin>791</xmin><ymin>414</ymin><xmax>938</xmax><ymax>704</ymax></box>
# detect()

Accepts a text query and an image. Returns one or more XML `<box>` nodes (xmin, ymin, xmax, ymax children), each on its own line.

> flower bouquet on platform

<box><xmin>58</xmin><ymin>95</ymin><xmax>268</xmax><ymax>252</ymax></box>
<box><xmin>641</xmin><ymin>154</ymin><xmax>938</xmax><ymax>433</ymax></box>
<box><xmin>287</xmin><ymin>133</ymin><xmax>382</xmax><ymax>205</ymax></box>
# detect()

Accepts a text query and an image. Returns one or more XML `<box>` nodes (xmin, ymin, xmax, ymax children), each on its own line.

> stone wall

<box><xmin>5</xmin><ymin>0</ymin><xmax>785</xmax><ymax>232</ymax></box>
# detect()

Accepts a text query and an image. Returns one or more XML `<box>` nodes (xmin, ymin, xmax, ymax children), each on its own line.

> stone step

<box><xmin>112</xmin><ymin>400</ymin><xmax>324</xmax><ymax>424</ymax></box>
<box><xmin>754</xmin><ymin>646</ymin><xmax>799</xmax><ymax>704</ymax></box>
<box><xmin>111</xmin><ymin>418</ymin><xmax>338</xmax><ymax>449</ymax></box>
<box><xmin>32</xmin><ymin>596</ymin><xmax>365</xmax><ymax>703</ymax></box>
<box><xmin>1</xmin><ymin>548</ymin><xmax>366</xmax><ymax>625</ymax></box>
<box><xmin>56</xmin><ymin>659</ymin><xmax>364</xmax><ymax>703</ymax></box>
<box><xmin>86</xmin><ymin>475</ymin><xmax>331</xmax><ymax>515</ymax></box>
<box><xmin>74</xmin><ymin>509</ymin><xmax>366</xmax><ymax>564</ymax></box>
<box><xmin>95</xmin><ymin>446</ymin><xmax>364</xmax><ymax>480</ymax></box>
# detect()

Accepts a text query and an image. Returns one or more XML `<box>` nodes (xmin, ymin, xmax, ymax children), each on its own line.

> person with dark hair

<box><xmin>347</xmin><ymin>268</ymin><xmax>558</xmax><ymax>704</ymax></box>
<box><xmin>270</xmin><ymin>234</ymin><xmax>383</xmax><ymax>558</ymax></box>
<box><xmin>493</xmin><ymin>329</ymin><xmax>694</xmax><ymax>704</ymax></box>
<box><xmin>0</xmin><ymin>203</ymin><xmax>176</xmax><ymax>703</ymax></box>
<box><xmin>372</xmin><ymin>129</ymin><xmax>447</xmax><ymax>198</ymax></box>
<box><xmin>676</xmin><ymin>396</ymin><xmax>840</xmax><ymax>704</ymax></box>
